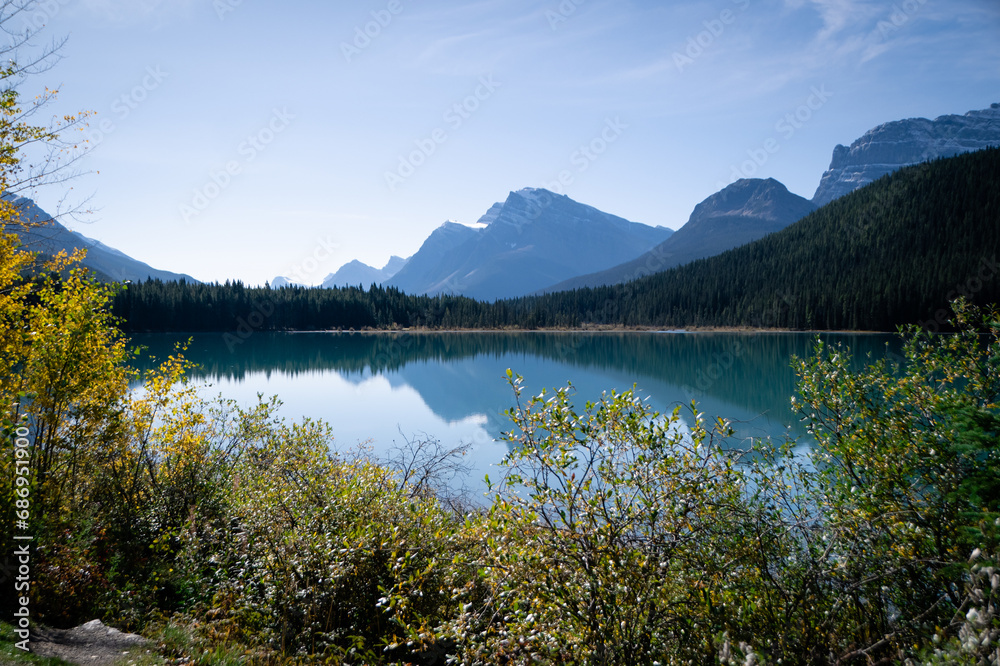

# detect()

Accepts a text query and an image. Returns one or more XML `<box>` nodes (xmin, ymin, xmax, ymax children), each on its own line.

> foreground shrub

<box><xmin>724</xmin><ymin>299</ymin><xmax>1000</xmax><ymax>663</ymax></box>
<box><xmin>190</xmin><ymin>421</ymin><xmax>470</xmax><ymax>662</ymax></box>
<box><xmin>443</xmin><ymin>372</ymin><xmax>758</xmax><ymax>665</ymax></box>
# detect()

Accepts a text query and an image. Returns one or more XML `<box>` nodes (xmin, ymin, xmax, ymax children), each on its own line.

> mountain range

<box><xmin>7</xmin><ymin>102</ymin><xmax>1000</xmax><ymax>297</ymax></box>
<box><xmin>5</xmin><ymin>196</ymin><xmax>197</xmax><ymax>283</ymax></box>
<box><xmin>386</xmin><ymin>188</ymin><xmax>673</xmax><ymax>301</ymax></box>
<box><xmin>322</xmin><ymin>102</ymin><xmax>1000</xmax><ymax>299</ymax></box>
<box><xmin>518</xmin><ymin>146</ymin><xmax>1000</xmax><ymax>331</ymax></box>
<box><xmin>116</xmin><ymin>147</ymin><xmax>1000</xmax><ymax>334</ymax></box>
<box><xmin>545</xmin><ymin>178</ymin><xmax>817</xmax><ymax>292</ymax></box>
<box><xmin>319</xmin><ymin>255</ymin><xmax>408</xmax><ymax>289</ymax></box>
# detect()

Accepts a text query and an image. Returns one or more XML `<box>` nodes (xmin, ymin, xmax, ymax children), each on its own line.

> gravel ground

<box><xmin>28</xmin><ymin>620</ymin><xmax>150</xmax><ymax>665</ymax></box>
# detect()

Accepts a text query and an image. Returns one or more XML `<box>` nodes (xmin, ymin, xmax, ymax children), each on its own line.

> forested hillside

<box><xmin>115</xmin><ymin>148</ymin><xmax>1000</xmax><ymax>332</ymax></box>
<box><xmin>544</xmin><ymin>177</ymin><xmax>816</xmax><ymax>292</ymax></box>
<box><xmin>530</xmin><ymin>147</ymin><xmax>1000</xmax><ymax>330</ymax></box>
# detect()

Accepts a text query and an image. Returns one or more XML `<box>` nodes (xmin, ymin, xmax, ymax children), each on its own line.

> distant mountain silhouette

<box><xmin>6</xmin><ymin>196</ymin><xmax>198</xmax><ymax>283</ymax></box>
<box><xmin>386</xmin><ymin>188</ymin><xmax>672</xmax><ymax>300</ymax></box>
<box><xmin>546</xmin><ymin>178</ymin><xmax>815</xmax><ymax>291</ymax></box>
<box><xmin>319</xmin><ymin>255</ymin><xmax>408</xmax><ymax>288</ymax></box>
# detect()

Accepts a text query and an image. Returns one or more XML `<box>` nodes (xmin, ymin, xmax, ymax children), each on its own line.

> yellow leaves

<box><xmin>154</xmin><ymin>428</ymin><xmax>210</xmax><ymax>481</ymax></box>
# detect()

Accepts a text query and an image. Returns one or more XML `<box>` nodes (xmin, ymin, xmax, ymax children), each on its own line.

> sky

<box><xmin>14</xmin><ymin>0</ymin><xmax>1000</xmax><ymax>285</ymax></box>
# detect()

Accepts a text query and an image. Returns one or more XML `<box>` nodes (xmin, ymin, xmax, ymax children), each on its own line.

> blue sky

<box><xmin>21</xmin><ymin>0</ymin><xmax>1000</xmax><ymax>285</ymax></box>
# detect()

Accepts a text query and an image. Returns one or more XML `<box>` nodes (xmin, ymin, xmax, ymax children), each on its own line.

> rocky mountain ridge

<box><xmin>812</xmin><ymin>103</ymin><xmax>1000</xmax><ymax>206</ymax></box>
<box><xmin>7</xmin><ymin>196</ymin><xmax>198</xmax><ymax>283</ymax></box>
<box><xmin>385</xmin><ymin>188</ymin><xmax>673</xmax><ymax>300</ymax></box>
<box><xmin>547</xmin><ymin>178</ymin><xmax>816</xmax><ymax>291</ymax></box>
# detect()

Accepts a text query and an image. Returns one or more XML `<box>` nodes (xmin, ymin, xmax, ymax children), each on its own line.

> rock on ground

<box><xmin>28</xmin><ymin>620</ymin><xmax>150</xmax><ymax>665</ymax></box>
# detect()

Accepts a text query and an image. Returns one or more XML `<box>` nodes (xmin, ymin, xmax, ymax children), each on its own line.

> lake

<box><xmin>127</xmin><ymin>331</ymin><xmax>900</xmax><ymax>497</ymax></box>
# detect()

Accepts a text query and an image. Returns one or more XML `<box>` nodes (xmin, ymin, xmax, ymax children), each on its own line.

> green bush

<box><xmin>722</xmin><ymin>299</ymin><xmax>1000</xmax><ymax>663</ymax></box>
<box><xmin>443</xmin><ymin>373</ymin><xmax>756</xmax><ymax>665</ymax></box>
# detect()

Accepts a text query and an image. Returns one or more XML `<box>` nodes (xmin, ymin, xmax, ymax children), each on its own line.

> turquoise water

<box><xmin>128</xmin><ymin>330</ymin><xmax>900</xmax><ymax>496</ymax></box>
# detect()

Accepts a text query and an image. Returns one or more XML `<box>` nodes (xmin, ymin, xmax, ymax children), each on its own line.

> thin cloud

<box><xmin>401</xmin><ymin>0</ymin><xmax>628</xmax><ymax>76</ymax></box>
<box><xmin>79</xmin><ymin>0</ymin><xmax>194</xmax><ymax>24</ymax></box>
<box><xmin>786</xmin><ymin>0</ymin><xmax>883</xmax><ymax>44</ymax></box>
<box><xmin>618</xmin><ymin>57</ymin><xmax>677</xmax><ymax>81</ymax></box>
<box><xmin>812</xmin><ymin>0</ymin><xmax>861</xmax><ymax>41</ymax></box>
<box><xmin>859</xmin><ymin>42</ymin><xmax>891</xmax><ymax>63</ymax></box>
<box><xmin>780</xmin><ymin>0</ymin><xmax>944</xmax><ymax>71</ymax></box>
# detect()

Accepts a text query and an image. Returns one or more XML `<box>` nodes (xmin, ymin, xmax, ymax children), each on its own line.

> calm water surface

<box><xmin>128</xmin><ymin>331</ymin><xmax>900</xmax><ymax>495</ymax></box>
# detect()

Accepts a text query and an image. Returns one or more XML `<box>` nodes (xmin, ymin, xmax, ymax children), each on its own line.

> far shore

<box><xmin>274</xmin><ymin>326</ymin><xmax>894</xmax><ymax>335</ymax></box>
<box><xmin>126</xmin><ymin>326</ymin><xmax>899</xmax><ymax>337</ymax></box>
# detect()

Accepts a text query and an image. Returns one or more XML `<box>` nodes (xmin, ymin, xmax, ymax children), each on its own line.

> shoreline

<box><xmin>128</xmin><ymin>326</ymin><xmax>896</xmax><ymax>336</ymax></box>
